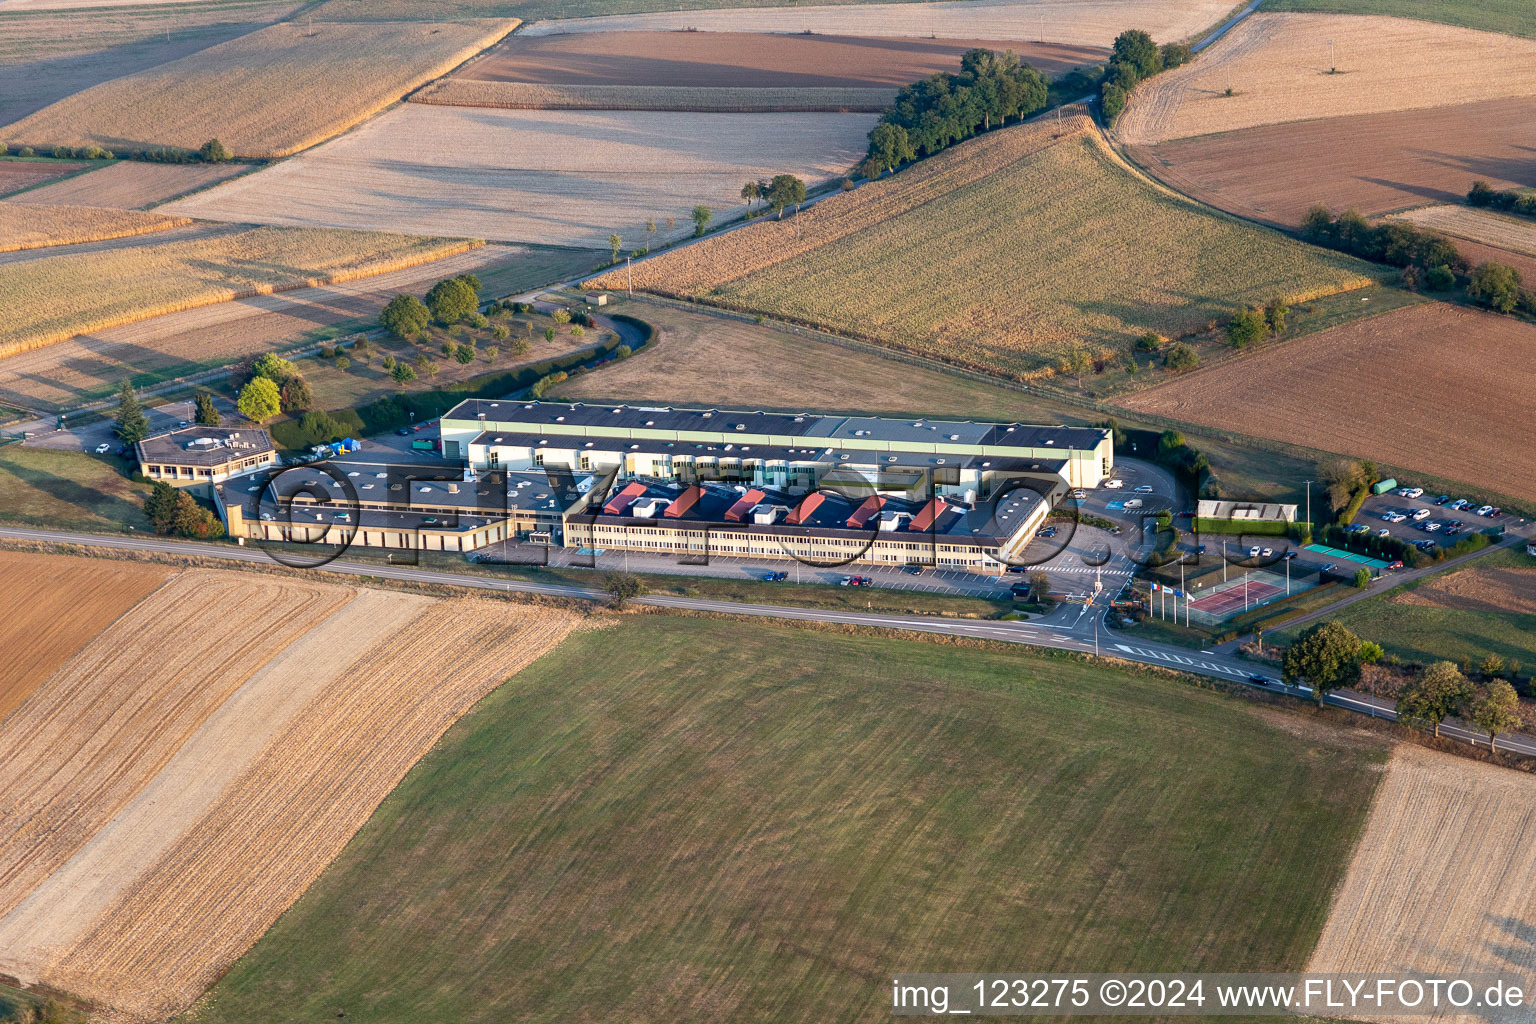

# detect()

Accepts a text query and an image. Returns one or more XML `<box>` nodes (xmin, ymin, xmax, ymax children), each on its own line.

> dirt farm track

<box><xmin>1117</xmin><ymin>302</ymin><xmax>1536</xmax><ymax>504</ymax></box>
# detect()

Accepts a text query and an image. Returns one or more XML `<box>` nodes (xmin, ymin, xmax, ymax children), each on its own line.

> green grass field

<box><xmin>191</xmin><ymin>617</ymin><xmax>1383</xmax><ymax>1023</ymax></box>
<box><xmin>1282</xmin><ymin>547</ymin><xmax>1536</xmax><ymax>666</ymax></box>
<box><xmin>1260</xmin><ymin>0</ymin><xmax>1536</xmax><ymax>38</ymax></box>
<box><xmin>0</xmin><ymin>446</ymin><xmax>150</xmax><ymax>532</ymax></box>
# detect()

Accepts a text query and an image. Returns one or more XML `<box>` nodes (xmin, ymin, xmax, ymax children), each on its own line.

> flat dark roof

<box><xmin>137</xmin><ymin>426</ymin><xmax>273</xmax><ymax>467</ymax></box>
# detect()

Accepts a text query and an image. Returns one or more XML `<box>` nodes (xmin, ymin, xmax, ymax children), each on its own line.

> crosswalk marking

<box><xmin>1112</xmin><ymin>643</ymin><xmax>1246</xmax><ymax>678</ymax></box>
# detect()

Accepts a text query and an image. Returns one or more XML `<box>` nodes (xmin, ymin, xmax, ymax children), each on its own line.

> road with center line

<box><xmin>2</xmin><ymin>524</ymin><xmax>1530</xmax><ymax>760</ymax></box>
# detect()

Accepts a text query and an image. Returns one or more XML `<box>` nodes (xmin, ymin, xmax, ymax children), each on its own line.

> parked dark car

<box><xmin>901</xmin><ymin>564</ymin><xmax>923</xmax><ymax>575</ymax></box>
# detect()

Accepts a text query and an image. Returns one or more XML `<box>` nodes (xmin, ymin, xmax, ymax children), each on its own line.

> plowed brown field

<box><xmin>0</xmin><ymin>569</ymin><xmax>350</xmax><ymax>923</ymax></box>
<box><xmin>8</xmin><ymin>160</ymin><xmax>249</xmax><ymax>210</ymax></box>
<box><xmin>0</xmin><ymin>160</ymin><xmax>85</xmax><ymax>197</ymax></box>
<box><xmin>1117</xmin><ymin>302</ymin><xmax>1536</xmax><ymax>502</ymax></box>
<box><xmin>0</xmin><ymin>551</ymin><xmax>168</xmax><ymax>724</ymax></box>
<box><xmin>454</xmin><ymin>31</ymin><xmax>1106</xmax><ymax>87</ymax></box>
<box><xmin>1129</xmin><ymin>96</ymin><xmax>1536</xmax><ymax>229</ymax></box>
<box><xmin>1307</xmin><ymin>744</ymin><xmax>1536</xmax><ymax>1024</ymax></box>
<box><xmin>1117</xmin><ymin>14</ymin><xmax>1536</xmax><ymax>145</ymax></box>
<box><xmin>47</xmin><ymin>599</ymin><xmax>576</xmax><ymax>1020</ymax></box>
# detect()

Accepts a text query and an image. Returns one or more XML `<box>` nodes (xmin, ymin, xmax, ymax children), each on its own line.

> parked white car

<box><xmin>1411</xmin><ymin>508</ymin><xmax>1432</xmax><ymax>521</ymax></box>
<box><xmin>1400</xmin><ymin>487</ymin><xmax>1424</xmax><ymax>499</ymax></box>
<box><xmin>1103</xmin><ymin>479</ymin><xmax>1124</xmax><ymax>489</ymax></box>
<box><xmin>1248</xmin><ymin>546</ymin><xmax>1261</xmax><ymax>557</ymax></box>
<box><xmin>1476</xmin><ymin>505</ymin><xmax>1495</xmax><ymax>516</ymax></box>
<box><xmin>94</xmin><ymin>443</ymin><xmax>111</xmax><ymax>453</ymax></box>
<box><xmin>1386</xmin><ymin>512</ymin><xmax>1407</xmax><ymax>523</ymax></box>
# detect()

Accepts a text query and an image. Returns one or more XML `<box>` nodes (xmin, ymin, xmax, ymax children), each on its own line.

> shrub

<box><xmin>1426</xmin><ymin>264</ymin><xmax>1455</xmax><ymax>291</ymax></box>
<box><xmin>51</xmin><ymin>145</ymin><xmax>75</xmax><ymax>159</ymax></box>
<box><xmin>1353</xmin><ymin>568</ymin><xmax>1372</xmax><ymax>588</ymax></box>
<box><xmin>1164</xmin><ymin>342</ymin><xmax>1199</xmax><ymax>371</ymax></box>
<box><xmin>466</xmin><ymin>312</ymin><xmax>489</xmax><ymax>329</ymax></box>
<box><xmin>199</xmin><ymin>138</ymin><xmax>232</xmax><ymax>162</ymax></box>
<box><xmin>391</xmin><ymin>361</ymin><xmax>417</xmax><ymax>384</ymax></box>
<box><xmin>485</xmin><ymin>345</ymin><xmax>499</xmax><ymax>361</ymax></box>
<box><xmin>334</xmin><ymin>356</ymin><xmax>350</xmax><ymax>370</ymax></box>
<box><xmin>455</xmin><ymin>343</ymin><xmax>475</xmax><ymax>364</ymax></box>
<box><xmin>1466</xmin><ymin>262</ymin><xmax>1523</xmax><ymax>313</ymax></box>
<box><xmin>571</xmin><ymin>324</ymin><xmax>585</xmax><ymax>337</ymax></box>
<box><xmin>551</xmin><ymin>308</ymin><xmax>571</xmax><ymax>325</ymax></box>
<box><xmin>16</xmin><ymin>146</ymin><xmax>34</xmax><ymax>158</ymax></box>
<box><xmin>616</xmin><ymin>344</ymin><xmax>632</xmax><ymax>359</ymax></box>
<box><xmin>1135</xmin><ymin>331</ymin><xmax>1166</xmax><ymax>351</ymax></box>
<box><xmin>544</xmin><ymin>326</ymin><xmax>556</xmax><ymax>343</ymax></box>
<box><xmin>1226</xmin><ymin>307</ymin><xmax>1269</xmax><ymax>348</ymax></box>
<box><xmin>492</xmin><ymin>323</ymin><xmax>510</xmax><ymax>341</ymax></box>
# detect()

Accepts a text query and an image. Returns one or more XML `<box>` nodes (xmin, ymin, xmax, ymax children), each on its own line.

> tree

<box><xmin>380</xmin><ymin>293</ymin><xmax>430</xmax><ymax>339</ymax></box>
<box><xmin>1063</xmin><ymin>344</ymin><xmax>1091</xmax><ymax>385</ymax></box>
<box><xmin>767</xmin><ymin>173</ymin><xmax>807</xmax><ymax>218</ymax></box>
<box><xmin>1112</xmin><ymin>29</ymin><xmax>1162</xmax><ymax>79</ymax></box>
<box><xmin>113</xmin><ymin>381</ymin><xmax>149</xmax><ymax>443</ymax></box>
<box><xmin>604</xmin><ymin>571</ymin><xmax>645</xmax><ymax>608</ymax></box>
<box><xmin>1471</xmin><ymin>681</ymin><xmax>1524</xmax><ymax>752</ymax></box>
<box><xmin>194</xmin><ymin>391</ymin><xmax>221</xmax><ymax>426</ymax></box>
<box><xmin>1282</xmin><ymin>620</ymin><xmax>1364</xmax><ymax>706</ymax></box>
<box><xmin>144</xmin><ymin>480</ymin><xmax>181</xmax><ymax>533</ymax></box>
<box><xmin>1397</xmin><ymin>661</ymin><xmax>1472</xmax><ymax>738</ymax></box>
<box><xmin>865</xmin><ymin>121</ymin><xmax>915</xmax><ymax>176</ymax></box>
<box><xmin>1353</xmin><ymin>567</ymin><xmax>1372</xmax><ymax>588</ymax></box>
<box><xmin>1227</xmin><ymin>307</ymin><xmax>1269</xmax><ymax>348</ymax></box>
<box><xmin>391</xmin><ymin>361</ymin><xmax>417</xmax><ymax>384</ymax></box>
<box><xmin>1136</xmin><ymin>331</ymin><xmax>1166</xmax><ymax>352</ymax></box>
<box><xmin>1028</xmin><ymin>570</ymin><xmax>1051</xmax><ymax>604</ymax></box>
<box><xmin>1160</xmin><ymin>41</ymin><xmax>1192</xmax><ymax>68</ymax></box>
<box><xmin>1468</xmin><ymin>180</ymin><xmax>1497</xmax><ymax>207</ymax></box>
<box><xmin>1100</xmin><ymin>83</ymin><xmax>1128</xmax><ymax>122</ymax></box>
<box><xmin>740</xmin><ymin>180</ymin><xmax>760</xmax><ymax>210</ymax></box>
<box><xmin>1164</xmin><ymin>341</ymin><xmax>1199</xmax><ymax>372</ymax></box>
<box><xmin>199</xmin><ymin>138</ymin><xmax>232</xmax><ymax>162</ymax></box>
<box><xmin>1264</xmin><ymin>298</ymin><xmax>1289</xmax><ymax>334</ymax></box>
<box><xmin>425</xmin><ymin>276</ymin><xmax>477</xmax><ymax>324</ymax></box>
<box><xmin>237</xmin><ymin>375</ymin><xmax>281</xmax><ymax>423</ymax></box>
<box><xmin>544</xmin><ymin>326</ymin><xmax>556</xmax><ymax>343</ymax></box>
<box><xmin>279</xmin><ymin>375</ymin><xmax>313</xmax><ymax>412</ymax></box>
<box><xmin>250</xmin><ymin>352</ymin><xmax>297</xmax><ymax>386</ymax></box>
<box><xmin>691</xmin><ymin>205</ymin><xmax>712</xmax><ymax>236</ymax></box>
<box><xmin>609</xmin><ymin>232</ymin><xmax>622</xmax><ymax>262</ymax></box>
<box><xmin>1466</xmin><ymin>261</ymin><xmax>1522</xmax><ymax>313</ymax></box>
<box><xmin>455</xmin><ymin>343</ymin><xmax>475</xmax><ymax>364</ymax></box>
<box><xmin>1480</xmin><ymin>653</ymin><xmax>1507</xmax><ymax>678</ymax></box>
<box><xmin>1426</xmin><ymin>264</ymin><xmax>1456</xmax><ymax>291</ymax></box>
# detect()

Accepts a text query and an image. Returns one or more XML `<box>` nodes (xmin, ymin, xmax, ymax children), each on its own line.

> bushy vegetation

<box><xmin>1100</xmin><ymin>30</ymin><xmax>1192</xmax><ymax>122</ymax></box>
<box><xmin>858</xmin><ymin>48</ymin><xmax>1048</xmax><ymax>177</ymax></box>
<box><xmin>142</xmin><ymin>481</ymin><xmax>224</xmax><ymax>540</ymax></box>
<box><xmin>1301</xmin><ymin>205</ymin><xmax>1464</xmax><ymax>274</ymax></box>
<box><xmin>1468</xmin><ymin>180</ymin><xmax>1536</xmax><ymax>218</ymax></box>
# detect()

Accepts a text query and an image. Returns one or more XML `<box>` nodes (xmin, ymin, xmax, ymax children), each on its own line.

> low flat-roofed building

<box><xmin>1197</xmin><ymin>499</ymin><xmax>1298</xmax><ymax>523</ymax></box>
<box><xmin>136</xmin><ymin>426</ymin><xmax>277</xmax><ymax>497</ymax></box>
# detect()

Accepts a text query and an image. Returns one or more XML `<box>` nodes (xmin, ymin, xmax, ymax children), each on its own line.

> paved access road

<box><xmin>3</xmin><ymin>524</ymin><xmax>1529</xmax><ymax>759</ymax></box>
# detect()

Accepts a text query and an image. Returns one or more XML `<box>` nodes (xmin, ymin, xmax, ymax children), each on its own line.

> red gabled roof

<box><xmin>725</xmin><ymin>487</ymin><xmax>766</xmax><ymax>522</ymax></box>
<box><xmin>909</xmin><ymin>497</ymin><xmax>948</xmax><ymax>532</ymax></box>
<box><xmin>602</xmin><ymin>481</ymin><xmax>647</xmax><ymax>515</ymax></box>
<box><xmin>786</xmin><ymin>491</ymin><xmax>825</xmax><ymax>525</ymax></box>
<box><xmin>663</xmin><ymin>485</ymin><xmax>702</xmax><ymax>518</ymax></box>
<box><xmin>846</xmin><ymin>495</ymin><xmax>884</xmax><ymax>529</ymax></box>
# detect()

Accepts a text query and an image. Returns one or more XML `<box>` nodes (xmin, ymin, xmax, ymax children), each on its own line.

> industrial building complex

<box><xmin>210</xmin><ymin>402</ymin><xmax>1116</xmax><ymax>571</ymax></box>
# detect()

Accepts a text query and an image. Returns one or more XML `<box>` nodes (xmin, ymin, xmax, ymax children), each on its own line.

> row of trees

<box><xmin>381</xmin><ymin>273</ymin><xmax>483</xmax><ymax>340</ymax></box>
<box><xmin>1226</xmin><ymin>299</ymin><xmax>1287</xmax><ymax>349</ymax></box>
<box><xmin>858</xmin><ymin>48</ymin><xmax>1050</xmax><ymax>176</ymax></box>
<box><xmin>142</xmin><ymin>480</ymin><xmax>224</xmax><ymax>539</ymax></box>
<box><xmin>1100</xmin><ymin>30</ymin><xmax>1191</xmax><ymax>122</ymax></box>
<box><xmin>111</xmin><ymin>383</ymin><xmax>219</xmax><ymax>445</ymax></box>
<box><xmin>5</xmin><ymin>138</ymin><xmax>232</xmax><ymax>163</ymax></box>
<box><xmin>1468</xmin><ymin>180</ymin><xmax>1536</xmax><ymax>218</ymax></box>
<box><xmin>738</xmin><ymin>174</ymin><xmax>808</xmax><ymax>218</ymax></box>
<box><xmin>1282</xmin><ymin>621</ymin><xmax>1528</xmax><ymax>752</ymax></box>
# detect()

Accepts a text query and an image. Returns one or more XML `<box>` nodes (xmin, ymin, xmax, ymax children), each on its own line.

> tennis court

<box><xmin>1189</xmin><ymin>575</ymin><xmax>1286</xmax><ymax>617</ymax></box>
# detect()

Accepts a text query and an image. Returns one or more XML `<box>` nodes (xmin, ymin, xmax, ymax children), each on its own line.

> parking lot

<box><xmin>1353</xmin><ymin>486</ymin><xmax>1508</xmax><ymax>553</ymax></box>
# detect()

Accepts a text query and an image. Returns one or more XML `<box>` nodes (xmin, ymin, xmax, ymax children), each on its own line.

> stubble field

<box><xmin>1</xmin><ymin>18</ymin><xmax>519</xmax><ymax>158</ymax></box>
<box><xmin>1307</xmin><ymin>744</ymin><xmax>1536</xmax><ymax>1024</ymax></box>
<box><xmin>1118</xmin><ymin>302</ymin><xmax>1536</xmax><ymax>502</ymax></box>
<box><xmin>0</xmin><ymin>560</ymin><xmax>577</xmax><ymax>1021</ymax></box>
<box><xmin>1116</xmin><ymin>14</ymin><xmax>1536</xmax><ymax>145</ymax></box>
<box><xmin>164</xmin><ymin>104</ymin><xmax>876</xmax><ymax>248</ymax></box>
<box><xmin>189</xmin><ymin>615</ymin><xmax>1385</xmax><ymax>1023</ymax></box>
<box><xmin>518</xmin><ymin>0</ymin><xmax>1237</xmax><ymax>46</ymax></box>
<box><xmin>0</xmin><ymin>551</ymin><xmax>169</xmax><ymax>723</ymax></box>
<box><xmin>1394</xmin><ymin>564</ymin><xmax>1536</xmax><ymax>617</ymax></box>
<box><xmin>591</xmin><ymin>116</ymin><xmax>1375</xmax><ymax>379</ymax></box>
<box><xmin>0</xmin><ymin>202</ymin><xmax>187</xmax><ymax>252</ymax></box>
<box><xmin>413</xmin><ymin>80</ymin><xmax>898</xmax><ymax>111</ymax></box>
<box><xmin>0</xmin><ymin>242</ymin><xmax>589</xmax><ymax>411</ymax></box>
<box><xmin>1260</xmin><ymin>0</ymin><xmax>1536</xmax><ymax>40</ymax></box>
<box><xmin>1128</xmin><ymin>96</ymin><xmax>1536</xmax><ymax>228</ymax></box>
<box><xmin>1392</xmin><ymin>204</ymin><xmax>1536</xmax><ymax>259</ymax></box>
<box><xmin>0</xmin><ymin>225</ymin><xmax>480</xmax><ymax>358</ymax></box>
<box><xmin>7</xmin><ymin>160</ymin><xmax>251</xmax><ymax>209</ymax></box>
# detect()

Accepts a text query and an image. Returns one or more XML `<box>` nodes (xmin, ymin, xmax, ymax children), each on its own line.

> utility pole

<box><xmin>1222</xmin><ymin>538</ymin><xmax>1228</xmax><ymax>582</ymax></box>
<box><xmin>626</xmin><ymin>255</ymin><xmax>633</xmax><ymax>297</ymax></box>
<box><xmin>1180</xmin><ymin>559</ymin><xmax>1188</xmax><ymax>627</ymax></box>
<box><xmin>1304</xmin><ymin>480</ymin><xmax>1312</xmax><ymax>535</ymax></box>
<box><xmin>1329</xmin><ymin>39</ymin><xmax>1335</xmax><ymax>73</ymax></box>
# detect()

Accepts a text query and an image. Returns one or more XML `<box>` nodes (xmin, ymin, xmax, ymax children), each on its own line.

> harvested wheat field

<box><xmin>0</xmin><ymin>551</ymin><xmax>168</xmax><ymax>724</ymax></box>
<box><xmin>1</xmin><ymin>18</ymin><xmax>518</xmax><ymax>158</ymax></box>
<box><xmin>165</xmin><ymin>104</ymin><xmax>875</xmax><ymax>248</ymax></box>
<box><xmin>519</xmin><ymin>0</ymin><xmax>1235</xmax><ymax>47</ymax></box>
<box><xmin>1393</xmin><ymin>205</ymin><xmax>1536</xmax><ymax>259</ymax></box>
<box><xmin>454</xmin><ymin>31</ymin><xmax>1107</xmax><ymax>87</ymax></box>
<box><xmin>0</xmin><ymin>243</ymin><xmax>585</xmax><ymax>411</ymax></box>
<box><xmin>1307</xmin><ymin>744</ymin><xmax>1536</xmax><ymax>1024</ymax></box>
<box><xmin>7</xmin><ymin>159</ymin><xmax>250</xmax><ymax>209</ymax></box>
<box><xmin>1129</xmin><ymin>96</ymin><xmax>1536</xmax><ymax>229</ymax></box>
<box><xmin>0</xmin><ymin>569</ymin><xmax>350</xmax><ymax>925</ymax></box>
<box><xmin>34</xmin><ymin>598</ymin><xmax>576</xmax><ymax>1020</ymax></box>
<box><xmin>1119</xmin><ymin>302</ymin><xmax>1536</xmax><ymax>502</ymax></box>
<box><xmin>592</xmin><ymin>116</ymin><xmax>1374</xmax><ymax>378</ymax></box>
<box><xmin>0</xmin><ymin>225</ymin><xmax>479</xmax><ymax>358</ymax></box>
<box><xmin>1394</xmin><ymin>565</ymin><xmax>1536</xmax><ymax>617</ymax></box>
<box><xmin>1116</xmin><ymin>14</ymin><xmax>1536</xmax><ymax>145</ymax></box>
<box><xmin>0</xmin><ymin>202</ymin><xmax>186</xmax><ymax>252</ymax></box>
<box><xmin>414</xmin><ymin>80</ymin><xmax>897</xmax><ymax>111</ymax></box>
<box><xmin>0</xmin><ymin>159</ymin><xmax>85</xmax><ymax>197</ymax></box>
